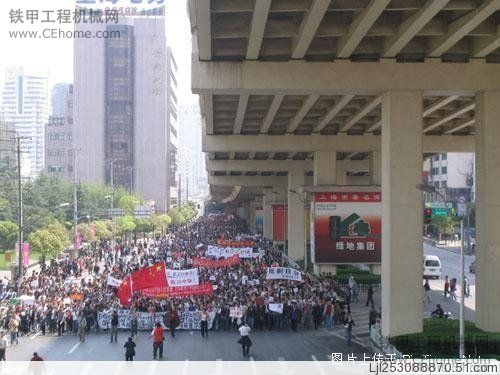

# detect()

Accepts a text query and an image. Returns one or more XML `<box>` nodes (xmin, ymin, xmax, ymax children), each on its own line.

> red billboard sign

<box><xmin>272</xmin><ymin>205</ymin><xmax>287</xmax><ymax>241</ymax></box>
<box><xmin>312</xmin><ymin>192</ymin><xmax>381</xmax><ymax>264</ymax></box>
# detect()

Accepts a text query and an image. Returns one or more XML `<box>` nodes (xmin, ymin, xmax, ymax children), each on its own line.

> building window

<box><xmin>441</xmin><ymin>166</ymin><xmax>447</xmax><ymax>174</ymax></box>
<box><xmin>441</xmin><ymin>181</ymin><xmax>447</xmax><ymax>189</ymax></box>
<box><xmin>441</xmin><ymin>153</ymin><xmax>447</xmax><ymax>160</ymax></box>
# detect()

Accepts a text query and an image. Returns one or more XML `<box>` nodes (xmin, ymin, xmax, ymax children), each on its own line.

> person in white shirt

<box><xmin>238</xmin><ymin>324</ymin><xmax>252</xmax><ymax>358</ymax></box>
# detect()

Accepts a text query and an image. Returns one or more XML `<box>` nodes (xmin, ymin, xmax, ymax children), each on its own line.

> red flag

<box><xmin>131</xmin><ymin>262</ymin><xmax>167</xmax><ymax>290</ymax></box>
<box><xmin>117</xmin><ymin>276</ymin><xmax>132</xmax><ymax>306</ymax></box>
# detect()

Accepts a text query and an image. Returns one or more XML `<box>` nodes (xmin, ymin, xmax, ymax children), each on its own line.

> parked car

<box><xmin>469</xmin><ymin>260</ymin><xmax>476</xmax><ymax>274</ymax></box>
<box><xmin>423</xmin><ymin>255</ymin><xmax>442</xmax><ymax>279</ymax></box>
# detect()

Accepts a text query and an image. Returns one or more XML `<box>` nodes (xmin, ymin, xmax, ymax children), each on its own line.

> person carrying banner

<box><xmin>110</xmin><ymin>310</ymin><xmax>119</xmax><ymax>343</ymax></box>
<box><xmin>151</xmin><ymin>322</ymin><xmax>165</xmax><ymax>360</ymax></box>
<box><xmin>130</xmin><ymin>313</ymin><xmax>138</xmax><ymax>338</ymax></box>
<box><xmin>237</xmin><ymin>323</ymin><xmax>252</xmax><ymax>358</ymax></box>
<box><xmin>78</xmin><ymin>313</ymin><xmax>87</xmax><ymax>343</ymax></box>
<box><xmin>170</xmin><ymin>308</ymin><xmax>180</xmax><ymax>338</ymax></box>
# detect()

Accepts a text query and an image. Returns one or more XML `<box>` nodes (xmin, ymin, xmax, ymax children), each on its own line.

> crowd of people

<box><xmin>0</xmin><ymin>211</ymin><xmax>369</xmax><ymax>359</ymax></box>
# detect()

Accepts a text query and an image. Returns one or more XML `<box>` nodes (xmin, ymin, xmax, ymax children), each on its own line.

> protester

<box><xmin>110</xmin><ymin>310</ymin><xmax>118</xmax><ymax>343</ymax></box>
<box><xmin>124</xmin><ymin>337</ymin><xmax>136</xmax><ymax>361</ymax></box>
<box><xmin>0</xmin><ymin>331</ymin><xmax>7</xmax><ymax>361</ymax></box>
<box><xmin>151</xmin><ymin>322</ymin><xmax>164</xmax><ymax>360</ymax></box>
<box><xmin>238</xmin><ymin>323</ymin><xmax>252</xmax><ymax>358</ymax></box>
<box><xmin>30</xmin><ymin>352</ymin><xmax>44</xmax><ymax>361</ymax></box>
<box><xmin>344</xmin><ymin>314</ymin><xmax>355</xmax><ymax>346</ymax></box>
<box><xmin>200</xmin><ymin>308</ymin><xmax>209</xmax><ymax>338</ymax></box>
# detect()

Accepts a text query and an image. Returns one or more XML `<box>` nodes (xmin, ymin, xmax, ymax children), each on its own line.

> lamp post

<box><xmin>416</xmin><ymin>183</ymin><xmax>465</xmax><ymax>358</ymax></box>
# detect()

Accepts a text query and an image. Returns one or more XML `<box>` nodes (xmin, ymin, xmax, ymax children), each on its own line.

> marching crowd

<box><xmin>0</xmin><ymin>212</ymin><xmax>366</xmax><ymax>359</ymax></box>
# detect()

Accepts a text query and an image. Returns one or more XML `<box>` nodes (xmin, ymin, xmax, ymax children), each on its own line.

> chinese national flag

<box><xmin>131</xmin><ymin>262</ymin><xmax>167</xmax><ymax>290</ymax></box>
<box><xmin>117</xmin><ymin>276</ymin><xmax>132</xmax><ymax>306</ymax></box>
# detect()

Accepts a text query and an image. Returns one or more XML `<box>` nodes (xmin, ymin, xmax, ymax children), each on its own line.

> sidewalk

<box><xmin>325</xmin><ymin>281</ymin><xmax>477</xmax><ymax>350</ymax></box>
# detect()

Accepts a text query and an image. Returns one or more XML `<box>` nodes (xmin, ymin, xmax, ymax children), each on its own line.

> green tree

<box><xmin>117</xmin><ymin>194</ymin><xmax>141</xmax><ymax>216</ymax></box>
<box><xmin>77</xmin><ymin>223</ymin><xmax>96</xmax><ymax>243</ymax></box>
<box><xmin>151</xmin><ymin>214</ymin><xmax>171</xmax><ymax>233</ymax></box>
<box><xmin>0</xmin><ymin>220</ymin><xmax>18</xmax><ymax>251</ymax></box>
<box><xmin>93</xmin><ymin>220</ymin><xmax>111</xmax><ymax>240</ymax></box>
<box><xmin>134</xmin><ymin>217</ymin><xmax>153</xmax><ymax>234</ymax></box>
<box><xmin>28</xmin><ymin>229</ymin><xmax>64</xmax><ymax>259</ymax></box>
<box><xmin>432</xmin><ymin>215</ymin><xmax>455</xmax><ymax>241</ymax></box>
<box><xmin>115</xmin><ymin>215</ymin><xmax>136</xmax><ymax>236</ymax></box>
<box><xmin>167</xmin><ymin>208</ymin><xmax>185</xmax><ymax>226</ymax></box>
<box><xmin>46</xmin><ymin>222</ymin><xmax>70</xmax><ymax>247</ymax></box>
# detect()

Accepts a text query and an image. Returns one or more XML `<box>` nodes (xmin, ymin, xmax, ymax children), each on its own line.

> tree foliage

<box><xmin>115</xmin><ymin>215</ymin><xmax>136</xmax><ymax>235</ymax></box>
<box><xmin>28</xmin><ymin>229</ymin><xmax>64</xmax><ymax>258</ymax></box>
<box><xmin>46</xmin><ymin>222</ymin><xmax>70</xmax><ymax>247</ymax></box>
<box><xmin>93</xmin><ymin>220</ymin><xmax>111</xmax><ymax>240</ymax></box>
<box><xmin>0</xmin><ymin>220</ymin><xmax>18</xmax><ymax>251</ymax></box>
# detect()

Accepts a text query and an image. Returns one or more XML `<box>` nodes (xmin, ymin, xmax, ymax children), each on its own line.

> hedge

<box><xmin>390</xmin><ymin>319</ymin><xmax>500</xmax><ymax>360</ymax></box>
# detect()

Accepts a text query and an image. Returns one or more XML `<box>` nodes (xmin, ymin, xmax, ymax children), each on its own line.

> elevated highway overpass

<box><xmin>189</xmin><ymin>0</ymin><xmax>500</xmax><ymax>337</ymax></box>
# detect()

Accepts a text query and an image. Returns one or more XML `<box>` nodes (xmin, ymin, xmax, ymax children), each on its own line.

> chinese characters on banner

<box><xmin>166</xmin><ymin>268</ymin><xmax>199</xmax><ymax>287</ymax></box>
<box><xmin>205</xmin><ymin>245</ymin><xmax>253</xmax><ymax>259</ymax></box>
<box><xmin>192</xmin><ymin>255</ymin><xmax>240</xmax><ymax>268</ymax></box>
<box><xmin>312</xmin><ymin>192</ymin><xmax>381</xmax><ymax>264</ymax></box>
<box><xmin>265</xmin><ymin>267</ymin><xmax>303</xmax><ymax>282</ymax></box>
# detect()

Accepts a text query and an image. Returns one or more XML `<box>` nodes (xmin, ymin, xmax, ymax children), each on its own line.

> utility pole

<box><xmin>72</xmin><ymin>149</ymin><xmax>81</xmax><ymax>260</ymax></box>
<box><xmin>15</xmin><ymin>136</ymin><xmax>29</xmax><ymax>287</ymax></box>
<box><xmin>459</xmin><ymin>218</ymin><xmax>465</xmax><ymax>357</ymax></box>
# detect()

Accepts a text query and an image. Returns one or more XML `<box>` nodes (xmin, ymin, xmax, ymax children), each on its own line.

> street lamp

<box><xmin>416</xmin><ymin>183</ymin><xmax>465</xmax><ymax>358</ymax></box>
<box><xmin>289</xmin><ymin>189</ymin><xmax>308</xmax><ymax>271</ymax></box>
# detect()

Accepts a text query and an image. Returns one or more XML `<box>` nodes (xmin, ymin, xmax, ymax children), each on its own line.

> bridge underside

<box><xmin>189</xmin><ymin>0</ymin><xmax>500</xmax><ymax>336</ymax></box>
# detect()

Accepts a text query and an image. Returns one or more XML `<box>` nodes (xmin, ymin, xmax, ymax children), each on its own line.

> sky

<box><xmin>0</xmin><ymin>0</ymin><xmax>196</xmax><ymax>105</ymax></box>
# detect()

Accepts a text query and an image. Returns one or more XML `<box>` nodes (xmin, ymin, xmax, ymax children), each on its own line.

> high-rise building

<box><xmin>0</xmin><ymin>66</ymin><xmax>49</xmax><ymax>178</ymax></box>
<box><xmin>45</xmin><ymin>84</ymin><xmax>74</xmax><ymax>180</ymax></box>
<box><xmin>73</xmin><ymin>16</ymin><xmax>178</xmax><ymax>212</ymax></box>
<box><xmin>178</xmin><ymin>103</ymin><xmax>207</xmax><ymax>198</ymax></box>
<box><xmin>425</xmin><ymin>153</ymin><xmax>475</xmax><ymax>202</ymax></box>
<box><xmin>51</xmin><ymin>83</ymin><xmax>71</xmax><ymax>117</ymax></box>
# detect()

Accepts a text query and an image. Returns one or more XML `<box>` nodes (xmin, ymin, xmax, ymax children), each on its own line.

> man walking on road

<box><xmin>151</xmin><ymin>322</ymin><xmax>165</xmax><ymax>360</ymax></box>
<box><xmin>365</xmin><ymin>284</ymin><xmax>374</xmax><ymax>308</ymax></box>
<box><xmin>423</xmin><ymin>279</ymin><xmax>431</xmax><ymax>303</ymax></box>
<box><xmin>200</xmin><ymin>308</ymin><xmax>209</xmax><ymax>338</ymax></box>
<box><xmin>443</xmin><ymin>276</ymin><xmax>449</xmax><ymax>299</ymax></box>
<box><xmin>110</xmin><ymin>310</ymin><xmax>118</xmax><ymax>343</ymax></box>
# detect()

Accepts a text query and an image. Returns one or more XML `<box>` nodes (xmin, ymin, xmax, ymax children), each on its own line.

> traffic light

<box><xmin>424</xmin><ymin>208</ymin><xmax>432</xmax><ymax>224</ymax></box>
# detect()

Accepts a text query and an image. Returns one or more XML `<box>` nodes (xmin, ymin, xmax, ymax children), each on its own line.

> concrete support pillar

<box><xmin>263</xmin><ymin>188</ymin><xmax>273</xmax><ymax>240</ymax></box>
<box><xmin>370</xmin><ymin>151</ymin><xmax>381</xmax><ymax>186</ymax></box>
<box><xmin>336</xmin><ymin>161</ymin><xmax>348</xmax><ymax>185</ymax></box>
<box><xmin>249</xmin><ymin>200</ymin><xmax>256</xmax><ymax>232</ymax></box>
<box><xmin>475</xmin><ymin>91</ymin><xmax>500</xmax><ymax>332</ymax></box>
<box><xmin>313</xmin><ymin>151</ymin><xmax>337</xmax><ymax>185</ymax></box>
<box><xmin>313</xmin><ymin>151</ymin><xmax>338</xmax><ymax>275</ymax></box>
<box><xmin>381</xmin><ymin>91</ymin><xmax>423</xmax><ymax>337</ymax></box>
<box><xmin>287</xmin><ymin>170</ymin><xmax>305</xmax><ymax>261</ymax></box>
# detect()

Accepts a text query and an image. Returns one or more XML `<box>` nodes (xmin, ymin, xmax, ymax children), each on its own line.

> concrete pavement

<box><xmin>4</xmin><ymin>326</ymin><xmax>369</xmax><ymax>361</ymax></box>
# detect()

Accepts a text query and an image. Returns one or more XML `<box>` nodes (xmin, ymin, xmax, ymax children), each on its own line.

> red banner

<box><xmin>193</xmin><ymin>255</ymin><xmax>240</xmax><ymax>268</ymax></box>
<box><xmin>141</xmin><ymin>283</ymin><xmax>214</xmax><ymax>298</ymax></box>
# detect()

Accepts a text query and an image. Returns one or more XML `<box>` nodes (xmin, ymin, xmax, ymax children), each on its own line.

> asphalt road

<box><xmin>5</xmin><ymin>327</ymin><xmax>370</xmax><ymax>361</ymax></box>
<box><xmin>423</xmin><ymin>243</ymin><xmax>476</xmax><ymax>285</ymax></box>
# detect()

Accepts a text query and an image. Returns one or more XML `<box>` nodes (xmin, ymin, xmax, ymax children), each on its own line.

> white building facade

<box><xmin>1</xmin><ymin>66</ymin><xmax>49</xmax><ymax>178</ymax></box>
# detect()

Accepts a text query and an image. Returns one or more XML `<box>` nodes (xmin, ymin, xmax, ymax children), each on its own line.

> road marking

<box><xmin>324</xmin><ymin>329</ymin><xmax>367</xmax><ymax>349</ymax></box>
<box><xmin>189</xmin><ymin>331</ymin><xmax>194</xmax><ymax>335</ymax></box>
<box><xmin>68</xmin><ymin>342</ymin><xmax>80</xmax><ymax>354</ymax></box>
<box><xmin>30</xmin><ymin>331</ymin><xmax>42</xmax><ymax>340</ymax></box>
<box><xmin>311</xmin><ymin>355</ymin><xmax>326</xmax><ymax>375</ymax></box>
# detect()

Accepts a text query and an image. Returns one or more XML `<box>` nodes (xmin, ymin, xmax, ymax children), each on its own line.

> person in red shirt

<box><xmin>150</xmin><ymin>322</ymin><xmax>165</xmax><ymax>360</ymax></box>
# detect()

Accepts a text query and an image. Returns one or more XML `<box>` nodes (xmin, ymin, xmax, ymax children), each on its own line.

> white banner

<box><xmin>97</xmin><ymin>310</ymin><xmax>215</xmax><ymax>330</ymax></box>
<box><xmin>268</xmin><ymin>303</ymin><xmax>283</xmax><ymax>314</ymax></box>
<box><xmin>107</xmin><ymin>275</ymin><xmax>122</xmax><ymax>287</ymax></box>
<box><xmin>266</xmin><ymin>267</ymin><xmax>303</xmax><ymax>282</ymax></box>
<box><xmin>166</xmin><ymin>268</ymin><xmax>199</xmax><ymax>287</ymax></box>
<box><xmin>229</xmin><ymin>307</ymin><xmax>243</xmax><ymax>318</ymax></box>
<box><xmin>206</xmin><ymin>245</ymin><xmax>253</xmax><ymax>259</ymax></box>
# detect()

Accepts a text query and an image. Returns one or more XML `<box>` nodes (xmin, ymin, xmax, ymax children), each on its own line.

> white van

<box><xmin>423</xmin><ymin>255</ymin><xmax>442</xmax><ymax>279</ymax></box>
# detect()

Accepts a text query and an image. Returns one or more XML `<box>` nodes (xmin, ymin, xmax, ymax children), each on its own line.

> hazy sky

<box><xmin>0</xmin><ymin>0</ymin><xmax>196</xmax><ymax>104</ymax></box>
